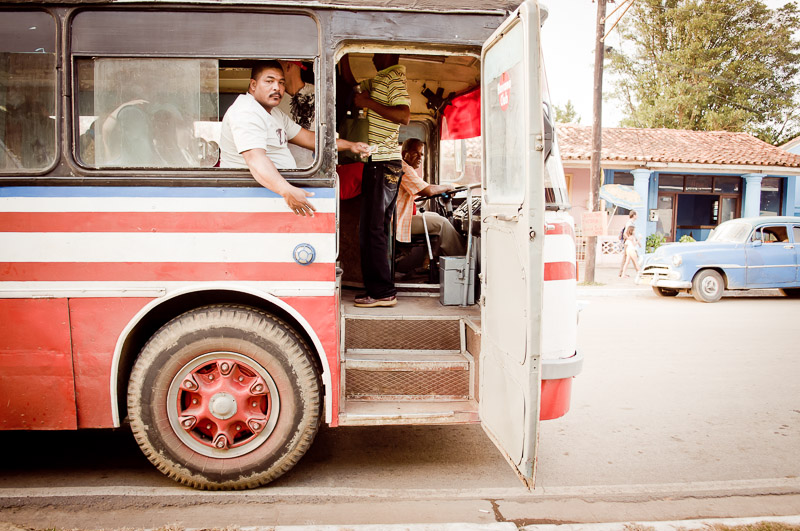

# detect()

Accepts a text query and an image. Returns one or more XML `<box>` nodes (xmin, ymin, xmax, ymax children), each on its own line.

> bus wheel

<box><xmin>127</xmin><ymin>305</ymin><xmax>321</xmax><ymax>490</ymax></box>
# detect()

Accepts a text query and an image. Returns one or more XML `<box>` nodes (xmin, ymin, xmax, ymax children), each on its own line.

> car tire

<box><xmin>127</xmin><ymin>305</ymin><xmax>321</xmax><ymax>490</ymax></box>
<box><xmin>691</xmin><ymin>269</ymin><xmax>724</xmax><ymax>303</ymax></box>
<box><xmin>652</xmin><ymin>286</ymin><xmax>679</xmax><ymax>297</ymax></box>
<box><xmin>779</xmin><ymin>288</ymin><xmax>800</xmax><ymax>298</ymax></box>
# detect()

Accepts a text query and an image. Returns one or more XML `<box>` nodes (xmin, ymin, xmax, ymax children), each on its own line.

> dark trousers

<box><xmin>359</xmin><ymin>159</ymin><xmax>403</xmax><ymax>299</ymax></box>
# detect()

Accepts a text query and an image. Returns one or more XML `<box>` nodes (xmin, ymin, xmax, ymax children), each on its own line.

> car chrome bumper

<box><xmin>637</xmin><ymin>266</ymin><xmax>691</xmax><ymax>289</ymax></box>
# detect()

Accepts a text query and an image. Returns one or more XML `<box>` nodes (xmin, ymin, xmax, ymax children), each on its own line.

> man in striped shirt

<box><xmin>343</xmin><ymin>54</ymin><xmax>411</xmax><ymax>308</ymax></box>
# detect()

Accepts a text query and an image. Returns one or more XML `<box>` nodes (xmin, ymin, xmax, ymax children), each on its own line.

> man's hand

<box><xmin>242</xmin><ymin>148</ymin><xmax>317</xmax><ymax>217</ymax></box>
<box><xmin>282</xmin><ymin>185</ymin><xmax>316</xmax><ymax>217</ymax></box>
<box><xmin>421</xmin><ymin>183</ymin><xmax>456</xmax><ymax>197</ymax></box>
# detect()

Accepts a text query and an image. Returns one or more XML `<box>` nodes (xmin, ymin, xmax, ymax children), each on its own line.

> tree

<box><xmin>608</xmin><ymin>0</ymin><xmax>800</xmax><ymax>145</ymax></box>
<box><xmin>554</xmin><ymin>100</ymin><xmax>581</xmax><ymax>123</ymax></box>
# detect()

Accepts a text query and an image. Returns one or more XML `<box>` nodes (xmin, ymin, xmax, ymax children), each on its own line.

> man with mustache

<box><xmin>220</xmin><ymin>60</ymin><xmax>369</xmax><ymax>216</ymax></box>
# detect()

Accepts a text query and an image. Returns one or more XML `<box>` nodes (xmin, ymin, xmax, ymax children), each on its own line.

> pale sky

<box><xmin>540</xmin><ymin>0</ymin><xmax>799</xmax><ymax>127</ymax></box>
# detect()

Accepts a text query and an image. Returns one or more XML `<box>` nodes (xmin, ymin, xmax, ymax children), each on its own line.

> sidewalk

<box><xmin>577</xmin><ymin>264</ymin><xmax>650</xmax><ymax>297</ymax></box>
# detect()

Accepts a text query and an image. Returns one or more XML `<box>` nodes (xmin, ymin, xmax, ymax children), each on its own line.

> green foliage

<box><xmin>678</xmin><ymin>234</ymin><xmax>696</xmax><ymax>243</ymax></box>
<box><xmin>646</xmin><ymin>232</ymin><xmax>666</xmax><ymax>253</ymax></box>
<box><xmin>608</xmin><ymin>0</ymin><xmax>800</xmax><ymax>145</ymax></box>
<box><xmin>554</xmin><ymin>100</ymin><xmax>580</xmax><ymax>123</ymax></box>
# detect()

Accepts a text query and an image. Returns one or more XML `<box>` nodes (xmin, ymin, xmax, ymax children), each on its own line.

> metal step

<box><xmin>343</xmin><ymin>350</ymin><xmax>472</xmax><ymax>401</ymax></box>
<box><xmin>343</xmin><ymin>315</ymin><xmax>462</xmax><ymax>351</ymax></box>
<box><xmin>338</xmin><ymin>399</ymin><xmax>479</xmax><ymax>426</ymax></box>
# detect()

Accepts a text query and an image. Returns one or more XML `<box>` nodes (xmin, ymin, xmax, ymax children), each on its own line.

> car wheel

<box><xmin>779</xmin><ymin>288</ymin><xmax>800</xmax><ymax>298</ymax></box>
<box><xmin>127</xmin><ymin>305</ymin><xmax>321</xmax><ymax>490</ymax></box>
<box><xmin>652</xmin><ymin>286</ymin><xmax>679</xmax><ymax>297</ymax></box>
<box><xmin>691</xmin><ymin>269</ymin><xmax>724</xmax><ymax>303</ymax></box>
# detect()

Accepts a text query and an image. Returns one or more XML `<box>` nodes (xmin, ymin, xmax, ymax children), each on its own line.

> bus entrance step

<box><xmin>338</xmin><ymin>399</ymin><xmax>479</xmax><ymax>426</ymax></box>
<box><xmin>342</xmin><ymin>315</ymin><xmax>462</xmax><ymax>351</ymax></box>
<box><xmin>343</xmin><ymin>350</ymin><xmax>472</xmax><ymax>400</ymax></box>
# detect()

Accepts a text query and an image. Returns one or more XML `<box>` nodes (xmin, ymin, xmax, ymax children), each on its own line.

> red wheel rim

<box><xmin>167</xmin><ymin>352</ymin><xmax>280</xmax><ymax>458</ymax></box>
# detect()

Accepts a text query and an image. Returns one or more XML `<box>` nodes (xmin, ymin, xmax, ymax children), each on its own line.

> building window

<box><xmin>760</xmin><ymin>177</ymin><xmax>782</xmax><ymax>216</ymax></box>
<box><xmin>714</xmin><ymin>176</ymin><xmax>741</xmax><ymax>194</ymax></box>
<box><xmin>658</xmin><ymin>174</ymin><xmax>684</xmax><ymax>192</ymax></box>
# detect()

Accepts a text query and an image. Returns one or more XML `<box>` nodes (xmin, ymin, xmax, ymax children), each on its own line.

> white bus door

<box><xmin>479</xmin><ymin>0</ymin><xmax>546</xmax><ymax>489</ymax></box>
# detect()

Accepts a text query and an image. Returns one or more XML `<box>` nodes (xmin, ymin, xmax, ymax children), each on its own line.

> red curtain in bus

<box><xmin>441</xmin><ymin>88</ymin><xmax>480</xmax><ymax>140</ymax></box>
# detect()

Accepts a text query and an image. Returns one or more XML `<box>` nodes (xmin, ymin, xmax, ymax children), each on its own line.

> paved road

<box><xmin>1</xmin><ymin>291</ymin><xmax>799</xmax><ymax>528</ymax></box>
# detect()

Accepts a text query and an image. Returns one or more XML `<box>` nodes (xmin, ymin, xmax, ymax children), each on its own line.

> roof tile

<box><xmin>557</xmin><ymin>124</ymin><xmax>800</xmax><ymax>169</ymax></box>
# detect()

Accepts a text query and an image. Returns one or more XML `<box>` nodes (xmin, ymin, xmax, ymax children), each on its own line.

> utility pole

<box><xmin>584</xmin><ymin>0</ymin><xmax>607</xmax><ymax>284</ymax></box>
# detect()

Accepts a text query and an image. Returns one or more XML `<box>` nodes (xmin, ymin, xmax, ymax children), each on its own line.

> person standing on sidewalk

<box><xmin>341</xmin><ymin>54</ymin><xmax>411</xmax><ymax>308</ymax></box>
<box><xmin>619</xmin><ymin>225</ymin><xmax>642</xmax><ymax>278</ymax></box>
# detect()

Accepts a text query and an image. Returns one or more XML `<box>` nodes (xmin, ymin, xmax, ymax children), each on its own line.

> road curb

<box><xmin>520</xmin><ymin>515</ymin><xmax>800</xmax><ymax>530</ymax></box>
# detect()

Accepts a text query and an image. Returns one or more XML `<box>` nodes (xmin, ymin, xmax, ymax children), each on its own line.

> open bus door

<box><xmin>479</xmin><ymin>0</ymin><xmax>546</xmax><ymax>489</ymax></box>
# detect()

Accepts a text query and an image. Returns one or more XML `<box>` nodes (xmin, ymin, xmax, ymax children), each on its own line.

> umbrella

<box><xmin>599</xmin><ymin>183</ymin><xmax>643</xmax><ymax>210</ymax></box>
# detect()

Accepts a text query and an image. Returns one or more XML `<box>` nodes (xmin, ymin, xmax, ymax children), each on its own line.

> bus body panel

<box><xmin>0</xmin><ymin>185</ymin><xmax>338</xmax><ymax>428</ymax></box>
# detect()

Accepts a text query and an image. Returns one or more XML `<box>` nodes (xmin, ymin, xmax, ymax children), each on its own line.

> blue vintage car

<box><xmin>637</xmin><ymin>216</ymin><xmax>800</xmax><ymax>302</ymax></box>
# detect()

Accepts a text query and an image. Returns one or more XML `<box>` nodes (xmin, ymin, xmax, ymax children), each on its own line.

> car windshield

<box><xmin>707</xmin><ymin>220</ymin><xmax>752</xmax><ymax>243</ymax></box>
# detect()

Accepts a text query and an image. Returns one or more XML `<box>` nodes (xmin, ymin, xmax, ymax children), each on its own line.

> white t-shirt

<box><xmin>277</xmin><ymin>83</ymin><xmax>315</xmax><ymax>168</ymax></box>
<box><xmin>219</xmin><ymin>93</ymin><xmax>302</xmax><ymax>169</ymax></box>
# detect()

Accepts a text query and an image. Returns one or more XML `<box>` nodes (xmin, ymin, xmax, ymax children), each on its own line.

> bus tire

<box><xmin>127</xmin><ymin>304</ymin><xmax>321</xmax><ymax>490</ymax></box>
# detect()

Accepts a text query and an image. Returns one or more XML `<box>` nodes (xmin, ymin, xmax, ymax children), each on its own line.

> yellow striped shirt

<box><xmin>360</xmin><ymin>65</ymin><xmax>410</xmax><ymax>162</ymax></box>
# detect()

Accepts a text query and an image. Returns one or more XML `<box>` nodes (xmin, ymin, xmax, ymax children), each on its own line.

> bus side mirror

<box><xmin>542</xmin><ymin>103</ymin><xmax>553</xmax><ymax>161</ymax></box>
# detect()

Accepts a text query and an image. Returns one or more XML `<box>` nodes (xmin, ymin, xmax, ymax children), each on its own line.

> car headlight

<box><xmin>672</xmin><ymin>254</ymin><xmax>682</xmax><ymax>267</ymax></box>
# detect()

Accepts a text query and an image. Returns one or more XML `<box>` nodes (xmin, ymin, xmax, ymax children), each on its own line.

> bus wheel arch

<box><xmin>114</xmin><ymin>288</ymin><xmax>329</xmax><ymax>431</ymax></box>
<box><xmin>127</xmin><ymin>304</ymin><xmax>321</xmax><ymax>489</ymax></box>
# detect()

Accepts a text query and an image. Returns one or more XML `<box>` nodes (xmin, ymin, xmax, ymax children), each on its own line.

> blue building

<box><xmin>558</xmin><ymin>125</ymin><xmax>800</xmax><ymax>245</ymax></box>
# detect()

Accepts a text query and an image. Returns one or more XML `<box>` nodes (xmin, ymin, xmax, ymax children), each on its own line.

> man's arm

<box><xmin>289</xmin><ymin>128</ymin><xmax>370</xmax><ymax>156</ymax></box>
<box><xmin>241</xmin><ymin>149</ymin><xmax>316</xmax><ymax>217</ymax></box>
<box><xmin>418</xmin><ymin>183</ymin><xmax>455</xmax><ymax>197</ymax></box>
<box><xmin>353</xmin><ymin>92</ymin><xmax>410</xmax><ymax>125</ymax></box>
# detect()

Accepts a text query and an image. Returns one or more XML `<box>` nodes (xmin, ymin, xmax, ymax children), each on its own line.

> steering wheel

<box><xmin>414</xmin><ymin>186</ymin><xmax>467</xmax><ymax>220</ymax></box>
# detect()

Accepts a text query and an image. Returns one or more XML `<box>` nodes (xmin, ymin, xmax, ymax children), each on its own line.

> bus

<box><xmin>0</xmin><ymin>0</ymin><xmax>582</xmax><ymax>490</ymax></box>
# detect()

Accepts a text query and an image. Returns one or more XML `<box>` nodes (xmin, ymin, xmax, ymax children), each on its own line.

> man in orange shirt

<box><xmin>397</xmin><ymin>138</ymin><xmax>465</xmax><ymax>258</ymax></box>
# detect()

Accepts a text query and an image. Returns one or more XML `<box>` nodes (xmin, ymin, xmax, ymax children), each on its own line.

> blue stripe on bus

<box><xmin>0</xmin><ymin>186</ymin><xmax>336</xmax><ymax>199</ymax></box>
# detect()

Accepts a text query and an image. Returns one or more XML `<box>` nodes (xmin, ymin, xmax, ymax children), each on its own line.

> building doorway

<box><xmin>657</xmin><ymin>175</ymin><xmax>742</xmax><ymax>242</ymax></box>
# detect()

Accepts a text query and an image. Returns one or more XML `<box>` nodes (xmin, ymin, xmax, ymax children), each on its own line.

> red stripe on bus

<box><xmin>545</xmin><ymin>222</ymin><xmax>574</xmax><ymax>238</ymax></box>
<box><xmin>544</xmin><ymin>261</ymin><xmax>576</xmax><ymax>281</ymax></box>
<box><xmin>0</xmin><ymin>212</ymin><xmax>335</xmax><ymax>233</ymax></box>
<box><xmin>0</xmin><ymin>262</ymin><xmax>334</xmax><ymax>282</ymax></box>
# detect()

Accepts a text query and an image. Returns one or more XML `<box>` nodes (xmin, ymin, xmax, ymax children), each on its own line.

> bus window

<box><xmin>71</xmin><ymin>10</ymin><xmax>319</xmax><ymax>171</ymax></box>
<box><xmin>0</xmin><ymin>11</ymin><xmax>57</xmax><ymax>171</ymax></box>
<box><xmin>76</xmin><ymin>58</ymin><xmax>220</xmax><ymax>168</ymax></box>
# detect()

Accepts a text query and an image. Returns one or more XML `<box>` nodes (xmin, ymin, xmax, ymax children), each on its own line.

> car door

<box><xmin>745</xmin><ymin>224</ymin><xmax>796</xmax><ymax>286</ymax></box>
<box><xmin>479</xmin><ymin>0</ymin><xmax>545</xmax><ymax>489</ymax></box>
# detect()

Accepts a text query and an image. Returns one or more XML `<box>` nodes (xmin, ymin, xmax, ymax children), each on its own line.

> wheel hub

<box><xmin>167</xmin><ymin>352</ymin><xmax>281</xmax><ymax>458</ymax></box>
<box><xmin>208</xmin><ymin>392</ymin><xmax>237</xmax><ymax>420</ymax></box>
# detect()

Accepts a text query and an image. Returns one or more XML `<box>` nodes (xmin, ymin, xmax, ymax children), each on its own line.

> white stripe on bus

<box><xmin>0</xmin><ymin>280</ymin><xmax>336</xmax><ymax>299</ymax></box>
<box><xmin>0</xmin><ymin>196</ymin><xmax>336</xmax><ymax>213</ymax></box>
<box><xmin>0</xmin><ymin>232</ymin><xmax>335</xmax><ymax>263</ymax></box>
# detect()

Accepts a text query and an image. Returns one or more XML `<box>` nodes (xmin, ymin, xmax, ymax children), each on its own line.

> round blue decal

<box><xmin>293</xmin><ymin>243</ymin><xmax>316</xmax><ymax>266</ymax></box>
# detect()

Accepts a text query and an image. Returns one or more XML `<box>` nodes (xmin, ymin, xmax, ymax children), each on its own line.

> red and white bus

<box><xmin>0</xmin><ymin>0</ymin><xmax>582</xmax><ymax>489</ymax></box>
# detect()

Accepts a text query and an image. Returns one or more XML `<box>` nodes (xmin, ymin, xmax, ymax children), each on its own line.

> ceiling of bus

<box><xmin>217</xmin><ymin>53</ymin><xmax>481</xmax><ymax>117</ymax></box>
